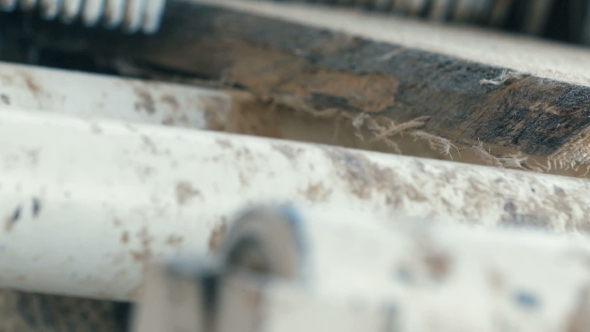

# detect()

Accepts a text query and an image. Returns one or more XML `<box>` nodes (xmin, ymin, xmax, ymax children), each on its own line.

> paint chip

<box><xmin>4</xmin><ymin>205</ymin><xmax>22</xmax><ymax>231</ymax></box>
<box><xmin>175</xmin><ymin>181</ymin><xmax>201</xmax><ymax>205</ymax></box>
<box><xmin>32</xmin><ymin>197</ymin><xmax>41</xmax><ymax>217</ymax></box>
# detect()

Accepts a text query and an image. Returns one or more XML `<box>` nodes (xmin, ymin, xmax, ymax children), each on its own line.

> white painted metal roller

<box><xmin>0</xmin><ymin>61</ymin><xmax>232</xmax><ymax>129</ymax></box>
<box><xmin>0</xmin><ymin>108</ymin><xmax>589</xmax><ymax>300</ymax></box>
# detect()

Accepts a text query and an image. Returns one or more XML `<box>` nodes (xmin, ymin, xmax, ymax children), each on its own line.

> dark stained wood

<box><xmin>3</xmin><ymin>1</ymin><xmax>590</xmax><ymax>163</ymax></box>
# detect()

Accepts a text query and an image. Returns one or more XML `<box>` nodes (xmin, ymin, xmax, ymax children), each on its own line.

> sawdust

<box><xmin>546</xmin><ymin>128</ymin><xmax>590</xmax><ymax>176</ymax></box>
<box><xmin>365</xmin><ymin>116</ymin><xmax>429</xmax><ymax>153</ymax></box>
<box><xmin>351</xmin><ymin>112</ymin><xmax>370</xmax><ymax>141</ymax></box>
<box><xmin>472</xmin><ymin>141</ymin><xmax>543</xmax><ymax>172</ymax></box>
<box><xmin>371</xmin><ymin>116</ymin><xmax>430</xmax><ymax>142</ymax></box>
<box><xmin>473</xmin><ymin>141</ymin><xmax>507</xmax><ymax>167</ymax></box>
<box><xmin>342</xmin><ymin>112</ymin><xmax>430</xmax><ymax>153</ymax></box>
<box><xmin>260</xmin><ymin>94</ymin><xmax>427</xmax><ymax>154</ymax></box>
<box><xmin>261</xmin><ymin>92</ymin><xmax>340</xmax><ymax>118</ymax></box>
<box><xmin>497</xmin><ymin>154</ymin><xmax>534</xmax><ymax>170</ymax></box>
<box><xmin>411</xmin><ymin>131</ymin><xmax>460</xmax><ymax>159</ymax></box>
<box><xmin>546</xmin><ymin>126</ymin><xmax>590</xmax><ymax>172</ymax></box>
<box><xmin>546</xmin><ymin>156</ymin><xmax>590</xmax><ymax>175</ymax></box>
<box><xmin>268</xmin><ymin>91</ymin><xmax>590</xmax><ymax>176</ymax></box>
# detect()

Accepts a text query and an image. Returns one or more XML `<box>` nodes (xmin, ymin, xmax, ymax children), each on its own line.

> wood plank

<box><xmin>4</xmin><ymin>0</ymin><xmax>590</xmax><ymax>169</ymax></box>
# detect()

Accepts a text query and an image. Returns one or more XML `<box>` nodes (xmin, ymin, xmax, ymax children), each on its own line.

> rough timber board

<box><xmin>196</xmin><ymin>0</ymin><xmax>590</xmax><ymax>87</ymax></box>
<box><xmin>4</xmin><ymin>0</ymin><xmax>590</xmax><ymax>168</ymax></box>
<box><xmin>121</xmin><ymin>0</ymin><xmax>590</xmax><ymax>165</ymax></box>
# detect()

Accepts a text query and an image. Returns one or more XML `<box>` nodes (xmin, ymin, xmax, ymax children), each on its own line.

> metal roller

<box><xmin>0</xmin><ymin>0</ymin><xmax>166</xmax><ymax>34</ymax></box>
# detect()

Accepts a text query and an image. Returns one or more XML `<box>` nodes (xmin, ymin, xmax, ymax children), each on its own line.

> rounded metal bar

<box><xmin>0</xmin><ymin>108</ymin><xmax>590</xmax><ymax>300</ymax></box>
<box><xmin>0</xmin><ymin>61</ymin><xmax>232</xmax><ymax>129</ymax></box>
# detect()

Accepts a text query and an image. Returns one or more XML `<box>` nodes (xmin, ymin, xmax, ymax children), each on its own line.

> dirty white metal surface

<box><xmin>0</xmin><ymin>0</ymin><xmax>166</xmax><ymax>33</ymax></box>
<box><xmin>135</xmin><ymin>206</ymin><xmax>590</xmax><ymax>332</ymax></box>
<box><xmin>1</xmin><ymin>108</ymin><xmax>590</xmax><ymax>300</ymax></box>
<box><xmin>0</xmin><ymin>62</ymin><xmax>231</xmax><ymax>128</ymax></box>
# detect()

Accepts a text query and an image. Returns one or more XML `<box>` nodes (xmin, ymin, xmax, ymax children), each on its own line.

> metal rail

<box><xmin>0</xmin><ymin>105</ymin><xmax>590</xmax><ymax>299</ymax></box>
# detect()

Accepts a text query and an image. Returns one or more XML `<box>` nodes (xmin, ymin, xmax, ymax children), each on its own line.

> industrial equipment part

<box><xmin>133</xmin><ymin>205</ymin><xmax>590</xmax><ymax>332</ymax></box>
<box><xmin>1</xmin><ymin>107</ymin><xmax>590</xmax><ymax>300</ymax></box>
<box><xmin>1</xmin><ymin>0</ymin><xmax>590</xmax><ymax>330</ymax></box>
